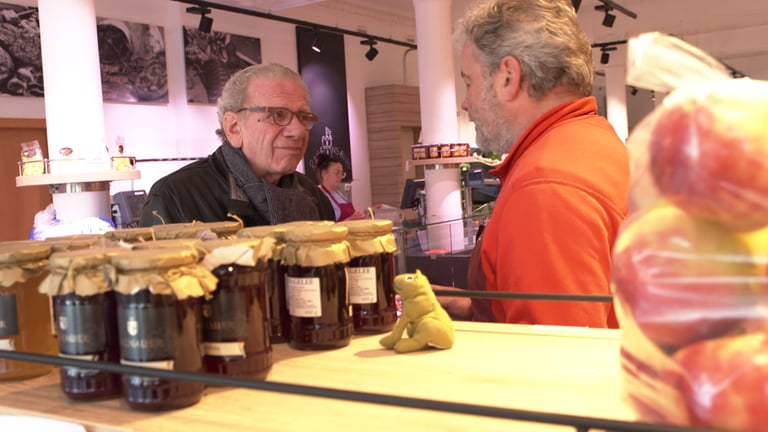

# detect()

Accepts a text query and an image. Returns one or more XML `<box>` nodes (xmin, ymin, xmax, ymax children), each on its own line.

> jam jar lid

<box><xmin>130</xmin><ymin>238</ymin><xmax>204</xmax><ymax>252</ymax></box>
<box><xmin>152</xmin><ymin>220</ymin><xmax>243</xmax><ymax>240</ymax></box>
<box><xmin>236</xmin><ymin>225</ymin><xmax>284</xmax><ymax>240</ymax></box>
<box><xmin>39</xmin><ymin>247</ymin><xmax>122</xmax><ymax>296</ymax></box>
<box><xmin>110</xmin><ymin>246</ymin><xmax>199</xmax><ymax>270</ymax></box>
<box><xmin>196</xmin><ymin>238</ymin><xmax>276</xmax><ymax>271</ymax></box>
<box><xmin>283</xmin><ymin>224</ymin><xmax>348</xmax><ymax>243</ymax></box>
<box><xmin>335</xmin><ymin>219</ymin><xmax>397</xmax><ymax>257</ymax></box>
<box><xmin>0</xmin><ymin>241</ymin><xmax>52</xmax><ymax>265</ymax></box>
<box><xmin>336</xmin><ymin>219</ymin><xmax>393</xmax><ymax>236</ymax></box>
<box><xmin>0</xmin><ymin>241</ymin><xmax>52</xmax><ymax>287</ymax></box>
<box><xmin>199</xmin><ymin>220</ymin><xmax>244</xmax><ymax>238</ymax></box>
<box><xmin>45</xmin><ymin>233</ymin><xmax>106</xmax><ymax>252</ymax></box>
<box><xmin>110</xmin><ymin>247</ymin><xmax>216</xmax><ymax>299</ymax></box>
<box><xmin>103</xmin><ymin>227</ymin><xmax>156</xmax><ymax>243</ymax></box>
<box><xmin>281</xmin><ymin>225</ymin><xmax>350</xmax><ymax>267</ymax></box>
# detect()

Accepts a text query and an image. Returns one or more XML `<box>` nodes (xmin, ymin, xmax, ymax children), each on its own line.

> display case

<box><xmin>394</xmin><ymin>212</ymin><xmax>491</xmax><ymax>288</ymax></box>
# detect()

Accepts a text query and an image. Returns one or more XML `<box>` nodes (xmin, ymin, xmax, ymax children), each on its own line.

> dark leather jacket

<box><xmin>139</xmin><ymin>145</ymin><xmax>335</xmax><ymax>227</ymax></box>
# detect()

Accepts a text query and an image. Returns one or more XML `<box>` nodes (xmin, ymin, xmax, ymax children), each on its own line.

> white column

<box><xmin>413</xmin><ymin>0</ymin><xmax>464</xmax><ymax>251</ymax></box>
<box><xmin>38</xmin><ymin>0</ymin><xmax>108</xmax><ymax>161</ymax></box>
<box><xmin>604</xmin><ymin>64</ymin><xmax>629</xmax><ymax>143</ymax></box>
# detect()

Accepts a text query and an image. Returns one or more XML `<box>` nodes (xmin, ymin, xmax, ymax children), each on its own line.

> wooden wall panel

<box><xmin>0</xmin><ymin>119</ymin><xmax>51</xmax><ymax>241</ymax></box>
<box><xmin>365</xmin><ymin>85</ymin><xmax>420</xmax><ymax>207</ymax></box>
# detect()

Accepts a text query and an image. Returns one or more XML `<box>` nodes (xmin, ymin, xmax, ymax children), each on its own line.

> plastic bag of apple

<box><xmin>612</xmin><ymin>33</ymin><xmax>768</xmax><ymax>432</ymax></box>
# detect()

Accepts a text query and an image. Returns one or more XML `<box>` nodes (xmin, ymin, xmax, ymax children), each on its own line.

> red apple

<box><xmin>649</xmin><ymin>79</ymin><xmax>768</xmax><ymax>232</ymax></box>
<box><xmin>669</xmin><ymin>332</ymin><xmax>768</xmax><ymax>431</ymax></box>
<box><xmin>612</xmin><ymin>203</ymin><xmax>763</xmax><ymax>350</ymax></box>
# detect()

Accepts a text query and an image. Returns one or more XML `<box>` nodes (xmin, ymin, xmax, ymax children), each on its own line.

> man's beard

<box><xmin>472</xmin><ymin>83</ymin><xmax>513</xmax><ymax>155</ymax></box>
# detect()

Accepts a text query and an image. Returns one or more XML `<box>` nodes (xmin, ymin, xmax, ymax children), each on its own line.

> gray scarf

<box><xmin>221</xmin><ymin>141</ymin><xmax>320</xmax><ymax>224</ymax></box>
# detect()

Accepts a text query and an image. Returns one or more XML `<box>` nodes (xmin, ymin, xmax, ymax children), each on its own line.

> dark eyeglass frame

<box><xmin>235</xmin><ymin>106</ymin><xmax>319</xmax><ymax>129</ymax></box>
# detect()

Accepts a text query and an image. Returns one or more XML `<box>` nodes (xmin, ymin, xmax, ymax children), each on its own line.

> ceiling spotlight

<box><xmin>198</xmin><ymin>14</ymin><xmax>213</xmax><ymax>33</ymax></box>
<box><xmin>361</xmin><ymin>39</ymin><xmax>378</xmax><ymax>61</ymax></box>
<box><xmin>602</xmin><ymin>10</ymin><xmax>616</xmax><ymax>27</ymax></box>
<box><xmin>571</xmin><ymin>0</ymin><xmax>581</xmax><ymax>13</ymax></box>
<box><xmin>630</xmin><ymin>86</ymin><xmax>638</xmax><ymax>96</ymax></box>
<box><xmin>186</xmin><ymin>6</ymin><xmax>213</xmax><ymax>33</ymax></box>
<box><xmin>594</xmin><ymin>4</ymin><xmax>616</xmax><ymax>28</ymax></box>
<box><xmin>311</xmin><ymin>30</ymin><xmax>323</xmax><ymax>53</ymax></box>
<box><xmin>598</xmin><ymin>46</ymin><xmax>617</xmax><ymax>65</ymax></box>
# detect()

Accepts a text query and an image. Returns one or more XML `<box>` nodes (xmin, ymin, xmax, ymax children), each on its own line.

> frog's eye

<box><xmin>404</xmin><ymin>275</ymin><xmax>414</xmax><ymax>282</ymax></box>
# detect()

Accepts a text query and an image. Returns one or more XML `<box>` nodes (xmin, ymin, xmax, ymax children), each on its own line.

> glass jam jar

<box><xmin>336</xmin><ymin>219</ymin><xmax>398</xmax><ymax>334</ymax></box>
<box><xmin>0</xmin><ymin>241</ymin><xmax>57</xmax><ymax>380</ymax></box>
<box><xmin>111</xmin><ymin>247</ymin><xmax>217</xmax><ymax>410</ymax></box>
<box><xmin>197</xmin><ymin>238</ymin><xmax>275</xmax><ymax>379</ymax></box>
<box><xmin>281</xmin><ymin>225</ymin><xmax>352</xmax><ymax>350</ymax></box>
<box><xmin>39</xmin><ymin>247</ymin><xmax>122</xmax><ymax>400</ymax></box>
<box><xmin>237</xmin><ymin>225</ymin><xmax>288</xmax><ymax>344</ymax></box>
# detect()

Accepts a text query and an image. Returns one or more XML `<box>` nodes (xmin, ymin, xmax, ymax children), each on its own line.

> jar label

<box><xmin>285</xmin><ymin>276</ymin><xmax>322</xmax><ymax>317</ymax></box>
<box><xmin>349</xmin><ymin>266</ymin><xmax>377</xmax><ymax>304</ymax></box>
<box><xmin>202</xmin><ymin>290</ymin><xmax>247</xmax><ymax>341</ymax></box>
<box><xmin>56</xmin><ymin>302</ymin><xmax>106</xmax><ymax>355</ymax></box>
<box><xmin>202</xmin><ymin>341</ymin><xmax>246</xmax><ymax>357</ymax></box>
<box><xmin>59</xmin><ymin>352</ymin><xmax>99</xmax><ymax>373</ymax></box>
<box><xmin>120</xmin><ymin>359</ymin><xmax>175</xmax><ymax>370</ymax></box>
<box><xmin>118</xmin><ymin>304</ymin><xmax>176</xmax><ymax>362</ymax></box>
<box><xmin>0</xmin><ymin>294</ymin><xmax>19</xmax><ymax>337</ymax></box>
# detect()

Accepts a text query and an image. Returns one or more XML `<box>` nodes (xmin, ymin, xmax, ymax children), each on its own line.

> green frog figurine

<box><xmin>379</xmin><ymin>270</ymin><xmax>454</xmax><ymax>353</ymax></box>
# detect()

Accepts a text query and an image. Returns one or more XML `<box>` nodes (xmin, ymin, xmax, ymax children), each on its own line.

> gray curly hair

<box><xmin>215</xmin><ymin>63</ymin><xmax>310</xmax><ymax>141</ymax></box>
<box><xmin>454</xmin><ymin>0</ymin><xmax>593</xmax><ymax>99</ymax></box>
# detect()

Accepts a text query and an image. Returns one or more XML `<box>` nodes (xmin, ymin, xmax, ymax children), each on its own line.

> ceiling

<box><xmin>197</xmin><ymin>0</ymin><xmax>768</xmax><ymax>76</ymax></box>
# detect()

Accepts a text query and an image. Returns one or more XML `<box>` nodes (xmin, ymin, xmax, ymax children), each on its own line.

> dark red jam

<box><xmin>54</xmin><ymin>291</ymin><xmax>122</xmax><ymax>400</ymax></box>
<box><xmin>285</xmin><ymin>262</ymin><xmax>352</xmax><ymax>350</ymax></box>
<box><xmin>268</xmin><ymin>259</ymin><xmax>291</xmax><ymax>344</ymax></box>
<box><xmin>349</xmin><ymin>252</ymin><xmax>397</xmax><ymax>334</ymax></box>
<box><xmin>202</xmin><ymin>263</ymin><xmax>272</xmax><ymax>379</ymax></box>
<box><xmin>116</xmin><ymin>291</ymin><xmax>205</xmax><ymax>410</ymax></box>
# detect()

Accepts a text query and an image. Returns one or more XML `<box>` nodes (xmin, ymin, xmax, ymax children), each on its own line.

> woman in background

<box><xmin>316</xmin><ymin>153</ymin><xmax>366</xmax><ymax>221</ymax></box>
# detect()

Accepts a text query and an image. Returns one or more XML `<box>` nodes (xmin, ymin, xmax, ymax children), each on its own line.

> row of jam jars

<box><xmin>0</xmin><ymin>241</ymin><xmax>57</xmax><ymax>380</ymax></box>
<box><xmin>196</xmin><ymin>238</ymin><xmax>274</xmax><ymax>379</ymax></box>
<box><xmin>281</xmin><ymin>224</ymin><xmax>353</xmax><ymax>350</ymax></box>
<box><xmin>237</xmin><ymin>225</ymin><xmax>290</xmax><ymax>344</ymax></box>
<box><xmin>336</xmin><ymin>219</ymin><xmax>398</xmax><ymax>334</ymax></box>
<box><xmin>110</xmin><ymin>246</ymin><xmax>217</xmax><ymax>410</ymax></box>
<box><xmin>39</xmin><ymin>247</ymin><xmax>122</xmax><ymax>400</ymax></box>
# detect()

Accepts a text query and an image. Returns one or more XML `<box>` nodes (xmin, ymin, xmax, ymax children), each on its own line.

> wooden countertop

<box><xmin>0</xmin><ymin>322</ymin><xmax>636</xmax><ymax>431</ymax></box>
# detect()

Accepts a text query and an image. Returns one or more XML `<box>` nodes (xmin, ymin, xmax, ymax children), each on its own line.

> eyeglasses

<box><xmin>236</xmin><ymin>106</ymin><xmax>319</xmax><ymax>130</ymax></box>
<box><xmin>331</xmin><ymin>169</ymin><xmax>346</xmax><ymax>177</ymax></box>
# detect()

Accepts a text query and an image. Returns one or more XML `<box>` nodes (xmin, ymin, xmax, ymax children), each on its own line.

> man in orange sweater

<box><xmin>440</xmin><ymin>0</ymin><xmax>629</xmax><ymax>328</ymax></box>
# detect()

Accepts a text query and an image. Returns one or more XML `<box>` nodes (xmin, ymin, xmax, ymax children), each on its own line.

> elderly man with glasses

<box><xmin>140</xmin><ymin>63</ymin><xmax>335</xmax><ymax>227</ymax></box>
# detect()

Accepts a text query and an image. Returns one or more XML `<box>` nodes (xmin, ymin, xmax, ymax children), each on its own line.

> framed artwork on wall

<box><xmin>183</xmin><ymin>27</ymin><xmax>262</xmax><ymax>104</ymax></box>
<box><xmin>0</xmin><ymin>2</ymin><xmax>43</xmax><ymax>97</ymax></box>
<box><xmin>96</xmin><ymin>18</ymin><xmax>168</xmax><ymax>104</ymax></box>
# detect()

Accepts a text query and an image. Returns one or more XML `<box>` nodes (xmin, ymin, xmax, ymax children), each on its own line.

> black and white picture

<box><xmin>0</xmin><ymin>3</ymin><xmax>43</xmax><ymax>97</ymax></box>
<box><xmin>97</xmin><ymin>18</ymin><xmax>168</xmax><ymax>103</ymax></box>
<box><xmin>183</xmin><ymin>27</ymin><xmax>261</xmax><ymax>104</ymax></box>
